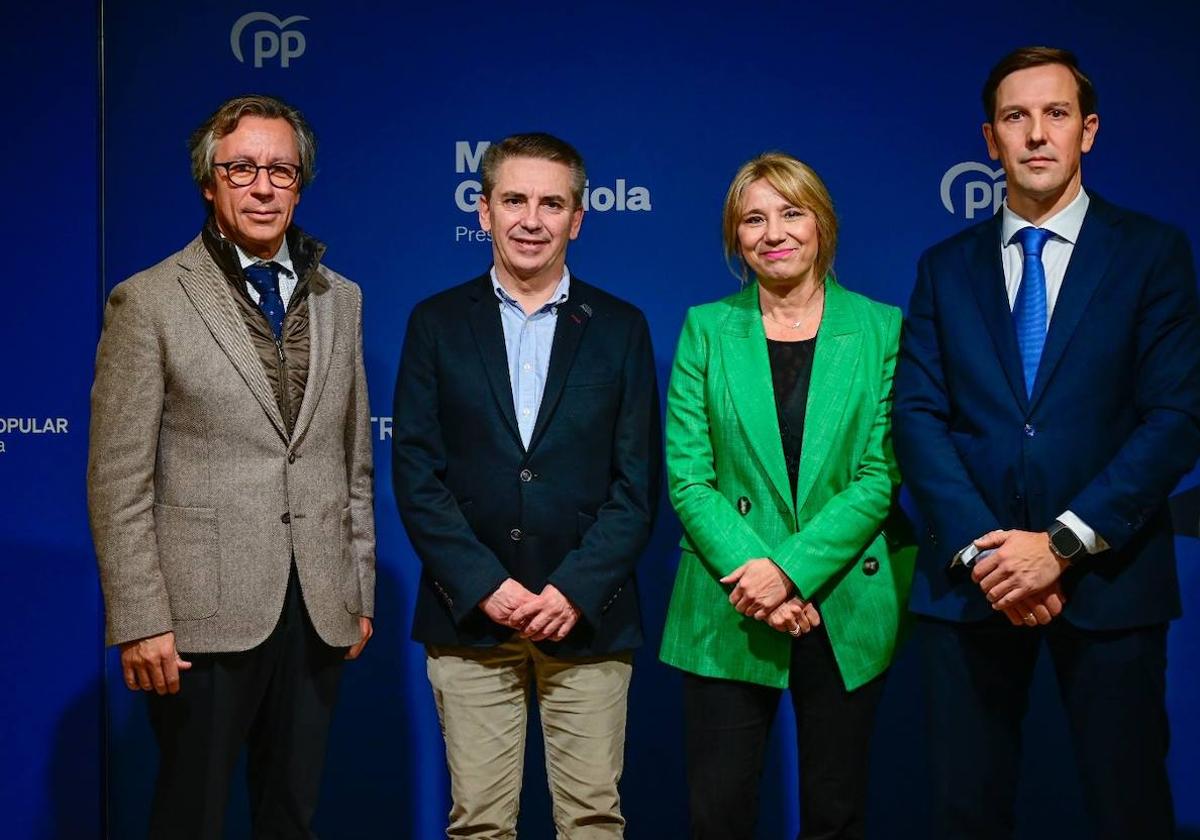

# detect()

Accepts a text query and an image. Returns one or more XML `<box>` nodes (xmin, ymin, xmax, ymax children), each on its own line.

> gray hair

<box><xmin>480</xmin><ymin>133</ymin><xmax>587</xmax><ymax>208</ymax></box>
<box><xmin>189</xmin><ymin>94</ymin><xmax>316</xmax><ymax>195</ymax></box>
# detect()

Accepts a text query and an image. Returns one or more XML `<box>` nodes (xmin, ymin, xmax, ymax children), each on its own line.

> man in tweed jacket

<box><xmin>87</xmin><ymin>95</ymin><xmax>375</xmax><ymax>839</ymax></box>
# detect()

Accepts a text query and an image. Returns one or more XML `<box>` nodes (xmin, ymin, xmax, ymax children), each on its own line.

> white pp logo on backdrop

<box><xmin>231</xmin><ymin>12</ymin><xmax>309</xmax><ymax>68</ymax></box>
<box><xmin>940</xmin><ymin>162</ymin><xmax>1007</xmax><ymax>219</ymax></box>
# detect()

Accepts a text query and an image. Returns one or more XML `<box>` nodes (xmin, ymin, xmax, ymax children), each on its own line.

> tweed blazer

<box><xmin>659</xmin><ymin>279</ymin><xmax>915</xmax><ymax>691</ymax></box>
<box><xmin>88</xmin><ymin>233</ymin><xmax>376</xmax><ymax>652</ymax></box>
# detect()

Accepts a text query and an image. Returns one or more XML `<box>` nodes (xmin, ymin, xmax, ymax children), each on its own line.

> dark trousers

<box><xmin>683</xmin><ymin>623</ymin><xmax>887</xmax><ymax>840</ymax></box>
<box><xmin>918</xmin><ymin>615</ymin><xmax>1172</xmax><ymax>840</ymax></box>
<box><xmin>146</xmin><ymin>566</ymin><xmax>347</xmax><ymax>840</ymax></box>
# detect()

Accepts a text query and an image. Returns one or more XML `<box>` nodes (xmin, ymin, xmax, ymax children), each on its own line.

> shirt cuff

<box><xmin>1058</xmin><ymin>510</ymin><xmax>1110</xmax><ymax>554</ymax></box>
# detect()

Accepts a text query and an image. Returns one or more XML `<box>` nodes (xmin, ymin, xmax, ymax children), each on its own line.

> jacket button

<box><xmin>862</xmin><ymin>557</ymin><xmax>879</xmax><ymax>576</ymax></box>
<box><xmin>281</xmin><ymin>512</ymin><xmax>291</xmax><ymax>524</ymax></box>
<box><xmin>737</xmin><ymin>496</ymin><xmax>752</xmax><ymax>515</ymax></box>
<box><xmin>519</xmin><ymin>469</ymin><xmax>533</xmax><ymax>482</ymax></box>
<box><xmin>509</xmin><ymin>528</ymin><xmax>523</xmax><ymax>542</ymax></box>
<box><xmin>1024</xmin><ymin>424</ymin><xmax>1036</xmax><ymax>438</ymax></box>
<box><xmin>288</xmin><ymin>452</ymin><xmax>296</xmax><ymax>464</ymax></box>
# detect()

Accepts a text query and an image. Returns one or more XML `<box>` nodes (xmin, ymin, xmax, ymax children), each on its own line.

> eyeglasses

<box><xmin>213</xmin><ymin>160</ymin><xmax>302</xmax><ymax>188</ymax></box>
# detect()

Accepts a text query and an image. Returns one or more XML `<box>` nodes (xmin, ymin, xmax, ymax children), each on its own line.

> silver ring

<box><xmin>789</xmin><ymin>622</ymin><xmax>802</xmax><ymax>637</ymax></box>
<box><xmin>1023</xmin><ymin>612</ymin><xmax>1036</xmax><ymax>623</ymax></box>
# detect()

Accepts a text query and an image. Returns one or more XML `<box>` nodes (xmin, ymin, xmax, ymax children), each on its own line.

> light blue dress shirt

<box><xmin>490</xmin><ymin>266</ymin><xmax>571</xmax><ymax>448</ymax></box>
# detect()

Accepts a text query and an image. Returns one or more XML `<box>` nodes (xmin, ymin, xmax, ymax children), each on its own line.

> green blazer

<box><xmin>659</xmin><ymin>278</ymin><xmax>914</xmax><ymax>691</ymax></box>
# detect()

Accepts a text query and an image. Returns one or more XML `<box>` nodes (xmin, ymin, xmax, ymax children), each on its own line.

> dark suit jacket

<box><xmin>894</xmin><ymin>194</ymin><xmax>1200</xmax><ymax>628</ymax></box>
<box><xmin>393</xmin><ymin>273</ymin><xmax>662</xmax><ymax>655</ymax></box>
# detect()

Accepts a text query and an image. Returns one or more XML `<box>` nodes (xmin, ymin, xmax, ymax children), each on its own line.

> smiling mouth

<box><xmin>763</xmin><ymin>248</ymin><xmax>796</xmax><ymax>259</ymax></box>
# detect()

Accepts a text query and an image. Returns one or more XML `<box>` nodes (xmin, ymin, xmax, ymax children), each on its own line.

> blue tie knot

<box><xmin>1015</xmin><ymin>226</ymin><xmax>1052</xmax><ymax>258</ymax></box>
<box><xmin>245</xmin><ymin>261</ymin><xmax>282</xmax><ymax>296</ymax></box>
<box><xmin>244</xmin><ymin>262</ymin><xmax>286</xmax><ymax>340</ymax></box>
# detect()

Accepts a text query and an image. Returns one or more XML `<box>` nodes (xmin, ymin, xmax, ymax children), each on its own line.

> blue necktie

<box><xmin>1012</xmin><ymin>227</ymin><xmax>1052</xmax><ymax>398</ymax></box>
<box><xmin>244</xmin><ymin>262</ymin><xmax>285</xmax><ymax>340</ymax></box>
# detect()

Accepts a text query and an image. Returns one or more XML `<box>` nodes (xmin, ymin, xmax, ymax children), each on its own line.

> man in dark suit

<box><xmin>894</xmin><ymin>47</ymin><xmax>1200</xmax><ymax>839</ymax></box>
<box><xmin>393</xmin><ymin>132</ymin><xmax>661</xmax><ymax>837</ymax></box>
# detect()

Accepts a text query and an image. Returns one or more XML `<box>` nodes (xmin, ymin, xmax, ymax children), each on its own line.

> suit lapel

<box><xmin>467</xmin><ymin>275</ymin><xmax>523</xmax><ymax>448</ymax></box>
<box><xmin>794</xmin><ymin>280</ymin><xmax>861</xmax><ymax>516</ymax></box>
<box><xmin>1029</xmin><ymin>199</ymin><xmax>1117</xmax><ymax>407</ymax></box>
<box><xmin>527</xmin><ymin>286</ymin><xmax>592</xmax><ymax>453</ymax></box>
<box><xmin>290</xmin><ymin>269</ymin><xmax>335</xmax><ymax>444</ymax></box>
<box><xmin>967</xmin><ymin>216</ymin><xmax>1029</xmax><ymax>410</ymax></box>
<box><xmin>175</xmin><ymin>238</ymin><xmax>288</xmax><ymax>441</ymax></box>
<box><xmin>720</xmin><ymin>287</ymin><xmax>793</xmax><ymax>509</ymax></box>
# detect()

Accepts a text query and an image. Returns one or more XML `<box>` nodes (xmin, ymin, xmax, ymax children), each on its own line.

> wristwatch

<box><xmin>1047</xmin><ymin>520</ymin><xmax>1084</xmax><ymax>562</ymax></box>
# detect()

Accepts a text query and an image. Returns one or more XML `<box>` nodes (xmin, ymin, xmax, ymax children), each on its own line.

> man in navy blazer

<box><xmin>393</xmin><ymin>133</ymin><xmax>661</xmax><ymax>837</ymax></box>
<box><xmin>894</xmin><ymin>47</ymin><xmax>1200</xmax><ymax>838</ymax></box>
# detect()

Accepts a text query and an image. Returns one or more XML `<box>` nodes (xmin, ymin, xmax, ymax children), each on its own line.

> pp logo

<box><xmin>940</xmin><ymin>161</ymin><xmax>1006</xmax><ymax>220</ymax></box>
<box><xmin>230</xmin><ymin>12</ymin><xmax>309</xmax><ymax>68</ymax></box>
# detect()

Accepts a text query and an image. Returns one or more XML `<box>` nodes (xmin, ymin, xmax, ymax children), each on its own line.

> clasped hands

<box><xmin>968</xmin><ymin>529</ymin><xmax>1069</xmax><ymax>627</ymax></box>
<box><xmin>720</xmin><ymin>558</ymin><xmax>820</xmax><ymax>637</ymax></box>
<box><xmin>480</xmin><ymin>578</ymin><xmax>581</xmax><ymax>642</ymax></box>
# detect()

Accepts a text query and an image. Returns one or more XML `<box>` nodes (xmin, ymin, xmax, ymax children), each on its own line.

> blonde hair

<box><xmin>721</xmin><ymin>152</ymin><xmax>838</xmax><ymax>285</ymax></box>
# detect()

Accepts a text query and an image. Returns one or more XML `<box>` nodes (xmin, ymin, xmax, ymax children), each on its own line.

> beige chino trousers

<box><xmin>426</xmin><ymin>638</ymin><xmax>633</xmax><ymax>839</ymax></box>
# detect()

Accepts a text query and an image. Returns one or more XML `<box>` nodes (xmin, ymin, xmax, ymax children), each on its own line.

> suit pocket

<box><xmin>341</xmin><ymin>504</ymin><xmax>363</xmax><ymax>613</ymax></box>
<box><xmin>153</xmin><ymin>503</ymin><xmax>220</xmax><ymax>620</ymax></box>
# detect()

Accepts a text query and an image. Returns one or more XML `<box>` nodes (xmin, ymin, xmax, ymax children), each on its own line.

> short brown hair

<box><xmin>480</xmin><ymin>133</ymin><xmax>587</xmax><ymax>208</ymax></box>
<box><xmin>722</xmin><ymin>152</ymin><xmax>838</xmax><ymax>286</ymax></box>
<box><xmin>189</xmin><ymin>94</ymin><xmax>316</xmax><ymax>195</ymax></box>
<box><xmin>982</xmin><ymin>47</ymin><xmax>1097</xmax><ymax>122</ymax></box>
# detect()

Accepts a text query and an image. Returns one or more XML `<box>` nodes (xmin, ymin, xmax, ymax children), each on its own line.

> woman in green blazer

<box><xmin>659</xmin><ymin>152</ymin><xmax>914</xmax><ymax>840</ymax></box>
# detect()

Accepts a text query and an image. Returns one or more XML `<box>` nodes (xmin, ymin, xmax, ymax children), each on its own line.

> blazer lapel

<box><xmin>1029</xmin><ymin>198</ymin><xmax>1118</xmax><ymax>407</ymax></box>
<box><xmin>467</xmin><ymin>275</ymin><xmax>523</xmax><ymax>448</ymax></box>
<box><xmin>794</xmin><ymin>280</ymin><xmax>861</xmax><ymax>516</ymax></box>
<box><xmin>527</xmin><ymin>289</ymin><xmax>592</xmax><ymax>453</ymax></box>
<box><xmin>967</xmin><ymin>216</ymin><xmax>1029</xmax><ymax>410</ymax></box>
<box><xmin>175</xmin><ymin>238</ymin><xmax>288</xmax><ymax>441</ymax></box>
<box><xmin>290</xmin><ymin>269</ymin><xmax>334</xmax><ymax>444</ymax></box>
<box><xmin>720</xmin><ymin>287</ymin><xmax>793</xmax><ymax>509</ymax></box>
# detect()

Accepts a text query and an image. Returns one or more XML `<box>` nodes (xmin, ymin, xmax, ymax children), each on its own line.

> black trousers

<box><xmin>146</xmin><ymin>566</ymin><xmax>347</xmax><ymax>840</ymax></box>
<box><xmin>683</xmin><ymin>623</ymin><xmax>887</xmax><ymax>840</ymax></box>
<box><xmin>918</xmin><ymin>615</ymin><xmax>1172</xmax><ymax>840</ymax></box>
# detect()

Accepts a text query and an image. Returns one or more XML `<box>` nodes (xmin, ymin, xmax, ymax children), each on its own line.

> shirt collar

<box><xmin>490</xmin><ymin>266</ymin><xmax>571</xmax><ymax>311</ymax></box>
<box><xmin>233</xmin><ymin>237</ymin><xmax>295</xmax><ymax>277</ymax></box>
<box><xmin>1002</xmin><ymin>187</ymin><xmax>1090</xmax><ymax>247</ymax></box>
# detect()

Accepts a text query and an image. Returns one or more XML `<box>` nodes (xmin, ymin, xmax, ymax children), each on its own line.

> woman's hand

<box><xmin>720</xmin><ymin>558</ymin><xmax>794</xmax><ymax>618</ymax></box>
<box><xmin>765</xmin><ymin>597</ymin><xmax>821</xmax><ymax>636</ymax></box>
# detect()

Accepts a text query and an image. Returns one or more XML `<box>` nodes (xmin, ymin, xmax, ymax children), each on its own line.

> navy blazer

<box><xmin>894</xmin><ymin>194</ymin><xmax>1200</xmax><ymax>628</ymax></box>
<box><xmin>393</xmin><ymin>273</ymin><xmax>662</xmax><ymax>655</ymax></box>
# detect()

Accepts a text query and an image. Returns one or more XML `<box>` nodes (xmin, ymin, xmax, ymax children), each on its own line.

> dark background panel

<box><xmin>0</xmin><ymin>3</ymin><xmax>102</xmax><ymax>840</ymax></box>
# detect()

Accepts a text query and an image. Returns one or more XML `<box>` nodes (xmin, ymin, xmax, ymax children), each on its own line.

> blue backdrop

<box><xmin>4</xmin><ymin>1</ymin><xmax>1199</xmax><ymax>837</ymax></box>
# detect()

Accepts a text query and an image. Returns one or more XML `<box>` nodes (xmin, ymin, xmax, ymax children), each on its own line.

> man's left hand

<box><xmin>509</xmin><ymin>585</ymin><xmax>581</xmax><ymax>642</ymax></box>
<box><xmin>971</xmin><ymin>529</ymin><xmax>1069</xmax><ymax>610</ymax></box>
<box><xmin>346</xmin><ymin>617</ymin><xmax>373</xmax><ymax>660</ymax></box>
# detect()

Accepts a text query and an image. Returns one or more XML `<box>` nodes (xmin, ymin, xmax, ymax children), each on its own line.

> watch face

<box><xmin>1051</xmin><ymin>525</ymin><xmax>1083</xmax><ymax>558</ymax></box>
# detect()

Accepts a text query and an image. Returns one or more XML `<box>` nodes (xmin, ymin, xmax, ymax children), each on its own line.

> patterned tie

<box><xmin>244</xmin><ymin>261</ymin><xmax>285</xmax><ymax>340</ymax></box>
<box><xmin>1012</xmin><ymin>227</ymin><xmax>1052</xmax><ymax>398</ymax></box>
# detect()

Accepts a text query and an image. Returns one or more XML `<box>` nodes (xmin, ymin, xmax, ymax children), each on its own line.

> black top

<box><xmin>767</xmin><ymin>336</ymin><xmax>817</xmax><ymax>499</ymax></box>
